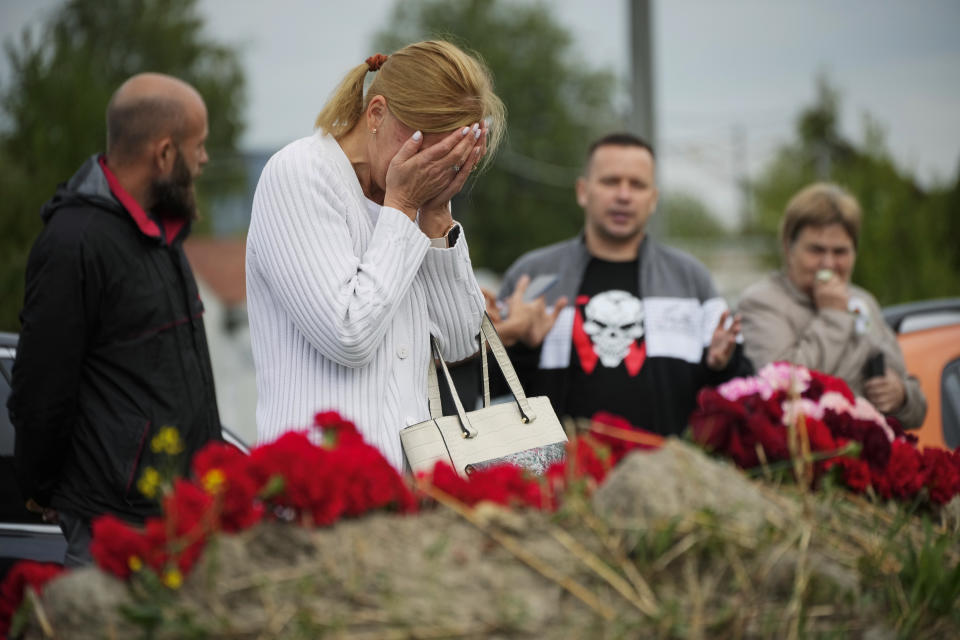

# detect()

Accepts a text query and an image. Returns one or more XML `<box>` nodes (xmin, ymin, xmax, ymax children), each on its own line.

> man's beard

<box><xmin>149</xmin><ymin>149</ymin><xmax>197</xmax><ymax>221</ymax></box>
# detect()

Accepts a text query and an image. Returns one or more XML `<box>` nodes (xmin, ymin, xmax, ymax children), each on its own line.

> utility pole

<box><xmin>629</xmin><ymin>0</ymin><xmax>660</xmax><ymax>234</ymax></box>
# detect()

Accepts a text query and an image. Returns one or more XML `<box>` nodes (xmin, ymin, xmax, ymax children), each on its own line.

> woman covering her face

<box><xmin>737</xmin><ymin>182</ymin><xmax>926</xmax><ymax>429</ymax></box>
<box><xmin>246</xmin><ymin>41</ymin><xmax>505</xmax><ymax>467</ymax></box>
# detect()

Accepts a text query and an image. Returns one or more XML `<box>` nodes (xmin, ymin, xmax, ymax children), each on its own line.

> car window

<box><xmin>900</xmin><ymin>311</ymin><xmax>960</xmax><ymax>333</ymax></box>
<box><xmin>0</xmin><ymin>356</ymin><xmax>15</xmax><ymax>456</ymax></box>
<box><xmin>943</xmin><ymin>357</ymin><xmax>960</xmax><ymax>450</ymax></box>
<box><xmin>1</xmin><ymin>354</ymin><xmax>45</xmax><ymax>525</ymax></box>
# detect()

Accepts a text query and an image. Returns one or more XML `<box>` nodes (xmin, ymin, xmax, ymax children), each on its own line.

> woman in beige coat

<box><xmin>738</xmin><ymin>183</ymin><xmax>926</xmax><ymax>429</ymax></box>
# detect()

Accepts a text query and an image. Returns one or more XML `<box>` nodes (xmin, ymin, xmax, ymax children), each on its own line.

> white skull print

<box><xmin>583</xmin><ymin>290</ymin><xmax>645</xmax><ymax>368</ymax></box>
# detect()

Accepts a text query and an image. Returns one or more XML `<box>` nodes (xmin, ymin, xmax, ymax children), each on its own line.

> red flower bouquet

<box><xmin>690</xmin><ymin>362</ymin><xmax>960</xmax><ymax>506</ymax></box>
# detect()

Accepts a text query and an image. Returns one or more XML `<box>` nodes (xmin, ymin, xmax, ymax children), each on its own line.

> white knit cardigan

<box><xmin>246</xmin><ymin>131</ymin><xmax>484</xmax><ymax>468</ymax></box>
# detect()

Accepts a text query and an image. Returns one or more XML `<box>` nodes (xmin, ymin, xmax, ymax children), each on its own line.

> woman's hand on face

<box><xmin>812</xmin><ymin>274</ymin><xmax>849</xmax><ymax>311</ymax></box>
<box><xmin>420</xmin><ymin>122</ymin><xmax>486</xmax><ymax>217</ymax></box>
<box><xmin>383</xmin><ymin>123</ymin><xmax>483</xmax><ymax>221</ymax></box>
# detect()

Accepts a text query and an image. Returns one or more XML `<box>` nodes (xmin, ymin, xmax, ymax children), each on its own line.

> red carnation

<box><xmin>836</xmin><ymin>457</ymin><xmax>871</xmax><ymax>493</ymax></box>
<box><xmin>90</xmin><ymin>514</ymin><xmax>150</xmax><ymax>579</ymax></box>
<box><xmin>802</xmin><ymin>417</ymin><xmax>837</xmax><ymax>453</ymax></box>
<box><xmin>249</xmin><ymin>431</ymin><xmax>347</xmax><ymax>525</ymax></box>
<box><xmin>748</xmin><ymin>412</ymin><xmax>790</xmax><ymax>463</ymax></box>
<box><xmin>885</xmin><ymin>415</ymin><xmax>908</xmax><ymax>441</ymax></box>
<box><xmin>192</xmin><ymin>441</ymin><xmax>263</xmax><ymax>532</ymax></box>
<box><xmin>314</xmin><ymin>411</ymin><xmax>364</xmax><ymax>447</ymax></box>
<box><xmin>213</xmin><ymin>470</ymin><xmax>264</xmax><ymax>532</ymax></box>
<box><xmin>141</xmin><ymin>517</ymin><xmax>175</xmax><ymax>571</ymax></box>
<box><xmin>571</xmin><ymin>436</ymin><xmax>612</xmax><ymax>483</ymax></box>
<box><xmin>0</xmin><ymin>561</ymin><xmax>65</xmax><ymax>638</ymax></box>
<box><xmin>335</xmin><ymin>441</ymin><xmax>417</xmax><ymax>516</ymax></box>
<box><xmin>161</xmin><ymin>479</ymin><xmax>215</xmax><ymax>572</ymax></box>
<box><xmin>920</xmin><ymin>448</ymin><xmax>960</xmax><ymax>505</ymax></box>
<box><xmin>806</xmin><ymin>369</ymin><xmax>855</xmax><ymax>403</ymax></box>
<box><xmin>870</xmin><ymin>466</ymin><xmax>893</xmax><ymax>500</ymax></box>
<box><xmin>690</xmin><ymin>388</ymin><xmax>747</xmax><ymax>450</ymax></box>
<box><xmin>724</xmin><ymin>429</ymin><xmax>755</xmax><ymax>469</ymax></box>
<box><xmin>427</xmin><ymin>461</ymin><xmax>544</xmax><ymax>509</ymax></box>
<box><xmin>883</xmin><ymin>440</ymin><xmax>926</xmax><ymax>500</ymax></box>
<box><xmin>541</xmin><ymin>461</ymin><xmax>569</xmax><ymax>510</ymax></box>
<box><xmin>691</xmin><ymin>388</ymin><xmax>789</xmax><ymax>469</ymax></box>
<box><xmin>192</xmin><ymin>440</ymin><xmax>249</xmax><ymax>481</ymax></box>
<box><xmin>860</xmin><ymin>425</ymin><xmax>893</xmax><ymax>471</ymax></box>
<box><xmin>590</xmin><ymin>412</ymin><xmax>663</xmax><ymax>465</ymax></box>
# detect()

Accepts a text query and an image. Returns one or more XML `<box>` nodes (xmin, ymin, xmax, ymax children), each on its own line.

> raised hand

<box><xmin>489</xmin><ymin>275</ymin><xmax>568</xmax><ymax>348</ymax></box>
<box><xmin>706</xmin><ymin>310</ymin><xmax>741</xmax><ymax>371</ymax></box>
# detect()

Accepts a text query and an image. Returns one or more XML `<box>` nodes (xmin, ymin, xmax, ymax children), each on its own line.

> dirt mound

<box><xmin>25</xmin><ymin>440</ymin><xmax>955</xmax><ymax>638</ymax></box>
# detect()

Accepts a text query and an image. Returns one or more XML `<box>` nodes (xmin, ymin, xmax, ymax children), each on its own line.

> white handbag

<box><xmin>401</xmin><ymin>314</ymin><xmax>567</xmax><ymax>477</ymax></box>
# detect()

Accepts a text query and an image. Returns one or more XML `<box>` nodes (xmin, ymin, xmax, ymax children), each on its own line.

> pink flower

<box><xmin>850</xmin><ymin>397</ymin><xmax>894</xmax><ymax>441</ymax></box>
<box><xmin>817</xmin><ymin>392</ymin><xmax>894</xmax><ymax>443</ymax></box>
<box><xmin>817</xmin><ymin>391</ymin><xmax>853</xmax><ymax>415</ymax></box>
<box><xmin>781</xmin><ymin>397</ymin><xmax>824</xmax><ymax>424</ymax></box>
<box><xmin>717</xmin><ymin>376</ymin><xmax>774</xmax><ymax>401</ymax></box>
<box><xmin>757</xmin><ymin>362</ymin><xmax>811</xmax><ymax>396</ymax></box>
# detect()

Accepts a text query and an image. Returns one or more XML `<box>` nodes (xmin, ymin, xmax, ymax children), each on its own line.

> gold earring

<box><xmin>370</xmin><ymin>128</ymin><xmax>377</xmax><ymax>135</ymax></box>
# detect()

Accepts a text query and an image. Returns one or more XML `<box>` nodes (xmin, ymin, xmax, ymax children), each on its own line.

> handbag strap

<box><xmin>426</xmin><ymin>313</ymin><xmax>537</xmax><ymax>427</ymax></box>
<box><xmin>479</xmin><ymin>314</ymin><xmax>536</xmax><ymax>421</ymax></box>
<box><xmin>480</xmin><ymin>326</ymin><xmax>491</xmax><ymax>408</ymax></box>
<box><xmin>428</xmin><ymin>336</ymin><xmax>478</xmax><ymax>438</ymax></box>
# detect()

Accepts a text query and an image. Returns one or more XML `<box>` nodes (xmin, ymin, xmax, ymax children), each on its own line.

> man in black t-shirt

<box><xmin>492</xmin><ymin>133</ymin><xmax>752</xmax><ymax>436</ymax></box>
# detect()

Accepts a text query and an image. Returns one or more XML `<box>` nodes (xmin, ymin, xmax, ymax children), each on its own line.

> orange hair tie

<box><xmin>365</xmin><ymin>54</ymin><xmax>388</xmax><ymax>72</ymax></box>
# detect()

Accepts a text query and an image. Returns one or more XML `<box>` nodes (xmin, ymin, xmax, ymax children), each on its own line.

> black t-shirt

<box><xmin>565</xmin><ymin>257</ymin><xmax>654</xmax><ymax>426</ymax></box>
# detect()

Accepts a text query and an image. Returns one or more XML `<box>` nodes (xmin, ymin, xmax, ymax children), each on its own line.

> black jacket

<box><xmin>8</xmin><ymin>155</ymin><xmax>222</xmax><ymax>523</ymax></box>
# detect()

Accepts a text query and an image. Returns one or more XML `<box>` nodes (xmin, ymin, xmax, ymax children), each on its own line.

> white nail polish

<box><xmin>474</xmin><ymin>127</ymin><xmax>481</xmax><ymax>139</ymax></box>
<box><xmin>461</xmin><ymin>126</ymin><xmax>470</xmax><ymax>135</ymax></box>
<box><xmin>483</xmin><ymin>116</ymin><xmax>493</xmax><ymax>128</ymax></box>
<box><xmin>413</xmin><ymin>131</ymin><xmax>422</xmax><ymax>141</ymax></box>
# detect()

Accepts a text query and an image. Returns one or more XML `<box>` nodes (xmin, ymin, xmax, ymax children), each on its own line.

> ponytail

<box><xmin>314</xmin><ymin>63</ymin><xmax>369</xmax><ymax>138</ymax></box>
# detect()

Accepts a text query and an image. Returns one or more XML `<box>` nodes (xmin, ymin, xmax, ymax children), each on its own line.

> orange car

<box><xmin>884</xmin><ymin>299</ymin><xmax>960</xmax><ymax>451</ymax></box>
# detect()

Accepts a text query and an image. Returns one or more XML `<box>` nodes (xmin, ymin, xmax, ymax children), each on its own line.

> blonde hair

<box><xmin>780</xmin><ymin>182</ymin><xmax>862</xmax><ymax>250</ymax></box>
<box><xmin>315</xmin><ymin>40</ymin><xmax>505</xmax><ymax>166</ymax></box>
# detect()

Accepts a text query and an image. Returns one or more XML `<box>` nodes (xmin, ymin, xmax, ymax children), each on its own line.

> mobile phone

<box><xmin>522</xmin><ymin>274</ymin><xmax>557</xmax><ymax>302</ymax></box>
<box><xmin>864</xmin><ymin>352</ymin><xmax>885</xmax><ymax>379</ymax></box>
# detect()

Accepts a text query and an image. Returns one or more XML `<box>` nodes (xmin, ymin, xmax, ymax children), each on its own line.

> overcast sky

<box><xmin>2</xmin><ymin>0</ymin><xmax>959</xmax><ymax>224</ymax></box>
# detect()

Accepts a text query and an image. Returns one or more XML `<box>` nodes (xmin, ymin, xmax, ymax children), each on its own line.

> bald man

<box><xmin>8</xmin><ymin>73</ymin><xmax>223</xmax><ymax>566</ymax></box>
